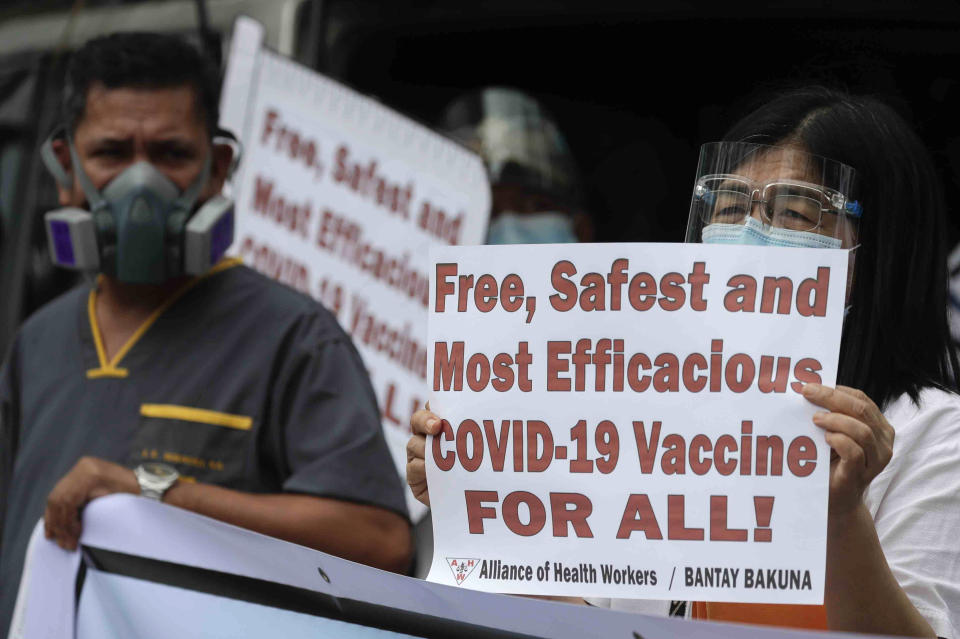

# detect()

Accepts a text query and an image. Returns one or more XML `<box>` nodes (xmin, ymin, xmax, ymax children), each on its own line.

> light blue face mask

<box><xmin>486</xmin><ymin>211</ymin><xmax>578</xmax><ymax>244</ymax></box>
<box><xmin>701</xmin><ymin>215</ymin><xmax>842</xmax><ymax>249</ymax></box>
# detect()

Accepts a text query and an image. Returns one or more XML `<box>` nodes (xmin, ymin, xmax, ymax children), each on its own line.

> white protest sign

<box><xmin>426</xmin><ymin>243</ymin><xmax>848</xmax><ymax>604</ymax></box>
<box><xmin>220</xmin><ymin>18</ymin><xmax>490</xmax><ymax>519</ymax></box>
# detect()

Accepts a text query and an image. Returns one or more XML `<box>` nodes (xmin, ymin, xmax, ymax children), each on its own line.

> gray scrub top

<box><xmin>0</xmin><ymin>260</ymin><xmax>407</xmax><ymax>628</ymax></box>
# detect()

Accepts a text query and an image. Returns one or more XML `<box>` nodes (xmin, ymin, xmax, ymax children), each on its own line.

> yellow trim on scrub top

<box><xmin>85</xmin><ymin>257</ymin><xmax>243</xmax><ymax>379</ymax></box>
<box><xmin>140</xmin><ymin>404</ymin><xmax>253</xmax><ymax>431</ymax></box>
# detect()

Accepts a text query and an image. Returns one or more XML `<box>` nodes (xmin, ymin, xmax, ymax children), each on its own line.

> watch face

<box><xmin>135</xmin><ymin>462</ymin><xmax>179</xmax><ymax>500</ymax></box>
<box><xmin>141</xmin><ymin>462</ymin><xmax>178</xmax><ymax>480</ymax></box>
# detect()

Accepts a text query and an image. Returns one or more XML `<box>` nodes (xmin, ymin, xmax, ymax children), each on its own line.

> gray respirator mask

<box><xmin>40</xmin><ymin>130</ymin><xmax>236</xmax><ymax>283</ymax></box>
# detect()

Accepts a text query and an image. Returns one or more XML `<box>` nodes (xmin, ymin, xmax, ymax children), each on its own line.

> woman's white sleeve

<box><xmin>868</xmin><ymin>391</ymin><xmax>960</xmax><ymax>639</ymax></box>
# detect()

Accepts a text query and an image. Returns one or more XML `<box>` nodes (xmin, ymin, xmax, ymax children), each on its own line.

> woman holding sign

<box><xmin>408</xmin><ymin>87</ymin><xmax>960</xmax><ymax>637</ymax></box>
<box><xmin>680</xmin><ymin>88</ymin><xmax>960</xmax><ymax>636</ymax></box>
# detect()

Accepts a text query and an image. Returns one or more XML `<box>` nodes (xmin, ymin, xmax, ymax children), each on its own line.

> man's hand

<box><xmin>44</xmin><ymin>456</ymin><xmax>139</xmax><ymax>550</ymax></box>
<box><xmin>803</xmin><ymin>384</ymin><xmax>895</xmax><ymax>517</ymax></box>
<box><xmin>406</xmin><ymin>402</ymin><xmax>442</xmax><ymax>507</ymax></box>
<box><xmin>42</xmin><ymin>457</ymin><xmax>412</xmax><ymax>572</ymax></box>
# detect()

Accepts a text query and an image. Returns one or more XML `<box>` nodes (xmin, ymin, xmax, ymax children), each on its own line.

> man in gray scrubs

<box><xmin>0</xmin><ymin>32</ymin><xmax>410</xmax><ymax>629</ymax></box>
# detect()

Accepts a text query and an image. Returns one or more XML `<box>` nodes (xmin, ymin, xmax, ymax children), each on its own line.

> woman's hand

<box><xmin>806</xmin><ymin>385</ymin><xmax>937</xmax><ymax>636</ymax></box>
<box><xmin>406</xmin><ymin>402</ymin><xmax>442</xmax><ymax>507</ymax></box>
<box><xmin>802</xmin><ymin>384</ymin><xmax>895</xmax><ymax>517</ymax></box>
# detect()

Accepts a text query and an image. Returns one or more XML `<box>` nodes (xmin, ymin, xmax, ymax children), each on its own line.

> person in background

<box><xmin>408</xmin><ymin>87</ymin><xmax>960</xmax><ymax>637</ymax></box>
<box><xmin>0</xmin><ymin>32</ymin><xmax>411</xmax><ymax>631</ymax></box>
<box><xmin>439</xmin><ymin>86</ymin><xmax>593</xmax><ymax>244</ymax></box>
<box><xmin>407</xmin><ymin>87</ymin><xmax>599</xmax><ymax>580</ymax></box>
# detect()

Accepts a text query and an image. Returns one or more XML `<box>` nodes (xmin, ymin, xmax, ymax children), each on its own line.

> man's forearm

<box><xmin>163</xmin><ymin>481</ymin><xmax>412</xmax><ymax>573</ymax></box>
<box><xmin>825</xmin><ymin>503</ymin><xmax>934</xmax><ymax>637</ymax></box>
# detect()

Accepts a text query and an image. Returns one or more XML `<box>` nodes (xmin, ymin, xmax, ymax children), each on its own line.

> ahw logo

<box><xmin>446</xmin><ymin>557</ymin><xmax>479</xmax><ymax>585</ymax></box>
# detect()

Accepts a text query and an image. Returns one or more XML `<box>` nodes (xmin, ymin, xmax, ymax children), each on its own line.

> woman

<box><xmin>407</xmin><ymin>88</ymin><xmax>960</xmax><ymax>637</ymax></box>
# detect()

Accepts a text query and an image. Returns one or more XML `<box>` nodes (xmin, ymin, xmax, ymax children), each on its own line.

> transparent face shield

<box><xmin>685</xmin><ymin>142</ymin><xmax>861</xmax><ymax>249</ymax></box>
<box><xmin>439</xmin><ymin>87</ymin><xmax>581</xmax><ymax>203</ymax></box>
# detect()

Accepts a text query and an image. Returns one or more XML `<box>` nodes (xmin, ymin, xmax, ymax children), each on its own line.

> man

<box><xmin>0</xmin><ymin>32</ymin><xmax>410</xmax><ymax>628</ymax></box>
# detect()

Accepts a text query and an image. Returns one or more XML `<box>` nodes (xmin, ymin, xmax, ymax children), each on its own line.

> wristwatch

<box><xmin>134</xmin><ymin>462</ymin><xmax>180</xmax><ymax>501</ymax></box>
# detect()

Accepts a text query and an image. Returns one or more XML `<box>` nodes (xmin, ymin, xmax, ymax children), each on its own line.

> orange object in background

<box><xmin>692</xmin><ymin>602</ymin><xmax>827</xmax><ymax>629</ymax></box>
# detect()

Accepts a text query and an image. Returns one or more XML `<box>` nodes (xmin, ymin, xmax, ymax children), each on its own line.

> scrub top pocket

<box><xmin>129</xmin><ymin>404</ymin><xmax>253</xmax><ymax>489</ymax></box>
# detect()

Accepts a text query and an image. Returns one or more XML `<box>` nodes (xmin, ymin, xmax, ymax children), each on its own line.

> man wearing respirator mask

<box><xmin>0</xmin><ymin>32</ymin><xmax>411</xmax><ymax>632</ymax></box>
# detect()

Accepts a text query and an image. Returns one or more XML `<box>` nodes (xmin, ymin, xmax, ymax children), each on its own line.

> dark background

<box><xmin>317</xmin><ymin>1</ymin><xmax>960</xmax><ymax>245</ymax></box>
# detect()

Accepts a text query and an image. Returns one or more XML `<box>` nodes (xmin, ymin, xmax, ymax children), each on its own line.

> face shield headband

<box><xmin>41</xmin><ymin>130</ymin><xmax>236</xmax><ymax>283</ymax></box>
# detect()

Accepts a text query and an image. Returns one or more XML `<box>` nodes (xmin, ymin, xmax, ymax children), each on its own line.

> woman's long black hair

<box><xmin>723</xmin><ymin>87</ymin><xmax>960</xmax><ymax>408</ymax></box>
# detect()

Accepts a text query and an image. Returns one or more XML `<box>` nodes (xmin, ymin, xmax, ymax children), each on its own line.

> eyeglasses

<box><xmin>694</xmin><ymin>174</ymin><xmax>862</xmax><ymax>232</ymax></box>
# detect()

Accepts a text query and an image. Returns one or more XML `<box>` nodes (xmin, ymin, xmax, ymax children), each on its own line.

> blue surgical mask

<box><xmin>701</xmin><ymin>215</ymin><xmax>842</xmax><ymax>249</ymax></box>
<box><xmin>486</xmin><ymin>211</ymin><xmax>577</xmax><ymax>245</ymax></box>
